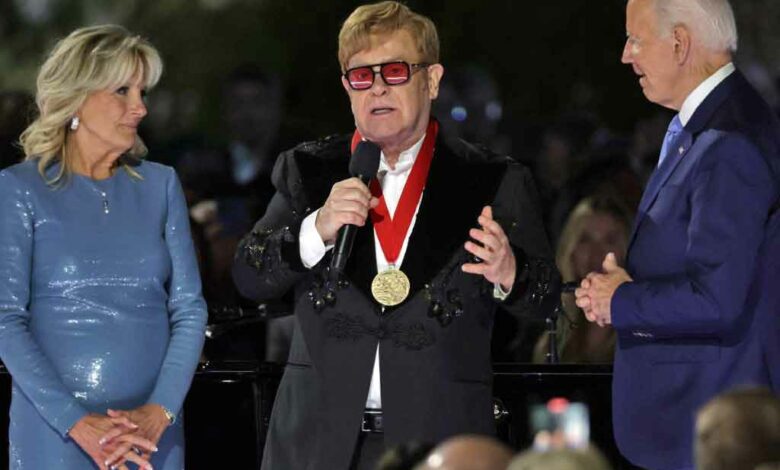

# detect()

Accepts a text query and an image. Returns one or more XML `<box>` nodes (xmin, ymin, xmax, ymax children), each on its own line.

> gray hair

<box><xmin>654</xmin><ymin>0</ymin><xmax>738</xmax><ymax>53</ymax></box>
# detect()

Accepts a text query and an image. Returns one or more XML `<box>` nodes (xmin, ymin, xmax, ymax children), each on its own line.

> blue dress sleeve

<box><xmin>147</xmin><ymin>169</ymin><xmax>207</xmax><ymax>417</ymax></box>
<box><xmin>0</xmin><ymin>170</ymin><xmax>89</xmax><ymax>437</ymax></box>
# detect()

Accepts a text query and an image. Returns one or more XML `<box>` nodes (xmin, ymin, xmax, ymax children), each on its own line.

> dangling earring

<box><xmin>70</xmin><ymin>117</ymin><xmax>80</xmax><ymax>131</ymax></box>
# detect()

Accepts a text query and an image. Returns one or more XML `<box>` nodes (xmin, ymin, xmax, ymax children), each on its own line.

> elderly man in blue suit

<box><xmin>575</xmin><ymin>0</ymin><xmax>780</xmax><ymax>469</ymax></box>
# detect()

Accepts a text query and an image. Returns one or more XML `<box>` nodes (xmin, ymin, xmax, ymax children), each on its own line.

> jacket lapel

<box><xmin>293</xmin><ymin>132</ymin><xmax>505</xmax><ymax>309</ymax></box>
<box><xmin>626</xmin><ymin>131</ymin><xmax>693</xmax><ymax>249</ymax></box>
<box><xmin>402</xmin><ymin>138</ymin><xmax>481</xmax><ymax>292</ymax></box>
<box><xmin>626</xmin><ymin>70</ymin><xmax>741</xmax><ymax>252</ymax></box>
<box><xmin>349</xmin><ymin>134</ymin><xmax>505</xmax><ymax>309</ymax></box>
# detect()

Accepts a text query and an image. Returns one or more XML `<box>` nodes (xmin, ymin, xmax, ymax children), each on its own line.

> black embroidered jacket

<box><xmin>233</xmin><ymin>131</ymin><xmax>556</xmax><ymax>470</ymax></box>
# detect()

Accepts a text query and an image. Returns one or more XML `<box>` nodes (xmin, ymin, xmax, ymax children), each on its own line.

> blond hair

<box><xmin>556</xmin><ymin>196</ymin><xmax>632</xmax><ymax>282</ymax></box>
<box><xmin>532</xmin><ymin>196</ymin><xmax>632</xmax><ymax>364</ymax></box>
<box><xmin>20</xmin><ymin>24</ymin><xmax>162</xmax><ymax>184</ymax></box>
<box><xmin>338</xmin><ymin>1</ymin><xmax>439</xmax><ymax>71</ymax></box>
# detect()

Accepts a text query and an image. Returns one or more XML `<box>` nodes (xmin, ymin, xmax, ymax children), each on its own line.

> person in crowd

<box><xmin>0</xmin><ymin>91</ymin><xmax>34</xmax><ymax>170</ymax></box>
<box><xmin>507</xmin><ymin>446</ymin><xmax>612</xmax><ymax>470</ymax></box>
<box><xmin>534</xmin><ymin>196</ymin><xmax>632</xmax><ymax>363</ymax></box>
<box><xmin>178</xmin><ymin>65</ymin><xmax>300</xmax><ymax>364</ymax></box>
<box><xmin>0</xmin><ymin>25</ymin><xmax>207</xmax><ymax>469</ymax></box>
<box><xmin>533</xmin><ymin>113</ymin><xmax>599</xmax><ymax>230</ymax></box>
<box><xmin>575</xmin><ymin>0</ymin><xmax>780</xmax><ymax>468</ymax></box>
<box><xmin>627</xmin><ymin>109</ymin><xmax>674</xmax><ymax>185</ymax></box>
<box><xmin>547</xmin><ymin>138</ymin><xmax>642</xmax><ymax>243</ymax></box>
<box><xmin>695</xmin><ymin>387</ymin><xmax>780</xmax><ymax>470</ymax></box>
<box><xmin>415</xmin><ymin>435</ymin><xmax>513</xmax><ymax>470</ymax></box>
<box><xmin>177</xmin><ymin>65</ymin><xmax>286</xmax><ymax>308</ymax></box>
<box><xmin>375</xmin><ymin>441</ymin><xmax>435</xmax><ymax>470</ymax></box>
<box><xmin>432</xmin><ymin>64</ymin><xmax>511</xmax><ymax>156</ymax></box>
<box><xmin>232</xmin><ymin>2</ymin><xmax>555</xmax><ymax>469</ymax></box>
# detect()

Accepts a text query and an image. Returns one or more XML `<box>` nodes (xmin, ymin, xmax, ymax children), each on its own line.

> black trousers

<box><xmin>349</xmin><ymin>432</ymin><xmax>385</xmax><ymax>470</ymax></box>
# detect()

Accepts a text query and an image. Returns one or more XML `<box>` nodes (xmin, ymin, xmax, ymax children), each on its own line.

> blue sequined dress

<box><xmin>0</xmin><ymin>160</ymin><xmax>207</xmax><ymax>469</ymax></box>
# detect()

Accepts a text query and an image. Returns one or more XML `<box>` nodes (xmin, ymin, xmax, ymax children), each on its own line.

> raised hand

<box><xmin>462</xmin><ymin>206</ymin><xmax>516</xmax><ymax>291</ymax></box>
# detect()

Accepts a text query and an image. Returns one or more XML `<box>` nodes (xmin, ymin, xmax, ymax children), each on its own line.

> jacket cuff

<box><xmin>497</xmin><ymin>246</ymin><xmax>529</xmax><ymax>307</ymax></box>
<box><xmin>238</xmin><ymin>221</ymin><xmax>307</xmax><ymax>274</ymax></box>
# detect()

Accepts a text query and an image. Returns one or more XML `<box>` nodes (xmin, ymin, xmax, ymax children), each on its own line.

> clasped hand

<box><xmin>69</xmin><ymin>404</ymin><xmax>170</xmax><ymax>470</ymax></box>
<box><xmin>574</xmin><ymin>252</ymin><xmax>632</xmax><ymax>327</ymax></box>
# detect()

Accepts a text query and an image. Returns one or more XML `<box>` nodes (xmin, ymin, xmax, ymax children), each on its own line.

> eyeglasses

<box><xmin>343</xmin><ymin>61</ymin><xmax>430</xmax><ymax>91</ymax></box>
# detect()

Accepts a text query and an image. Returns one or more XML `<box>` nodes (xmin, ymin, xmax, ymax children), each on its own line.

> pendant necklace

<box><xmin>81</xmin><ymin>177</ymin><xmax>110</xmax><ymax>215</ymax></box>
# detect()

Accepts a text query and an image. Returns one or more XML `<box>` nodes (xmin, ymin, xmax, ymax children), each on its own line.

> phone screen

<box><xmin>529</xmin><ymin>397</ymin><xmax>590</xmax><ymax>451</ymax></box>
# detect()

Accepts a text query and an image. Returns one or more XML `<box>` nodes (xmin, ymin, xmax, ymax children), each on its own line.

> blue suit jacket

<box><xmin>611</xmin><ymin>70</ymin><xmax>780</xmax><ymax>470</ymax></box>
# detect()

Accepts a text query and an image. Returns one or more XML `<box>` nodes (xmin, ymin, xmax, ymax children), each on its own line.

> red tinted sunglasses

<box><xmin>343</xmin><ymin>61</ymin><xmax>430</xmax><ymax>91</ymax></box>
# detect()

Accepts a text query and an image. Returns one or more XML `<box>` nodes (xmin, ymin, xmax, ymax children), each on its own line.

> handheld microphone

<box><xmin>330</xmin><ymin>140</ymin><xmax>381</xmax><ymax>275</ymax></box>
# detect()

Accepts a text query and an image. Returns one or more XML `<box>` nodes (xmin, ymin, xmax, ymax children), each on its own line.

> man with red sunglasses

<box><xmin>233</xmin><ymin>2</ymin><xmax>555</xmax><ymax>469</ymax></box>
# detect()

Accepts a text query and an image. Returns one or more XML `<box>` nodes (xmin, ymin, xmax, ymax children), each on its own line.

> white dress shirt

<box><xmin>679</xmin><ymin>62</ymin><xmax>735</xmax><ymax>126</ymax></box>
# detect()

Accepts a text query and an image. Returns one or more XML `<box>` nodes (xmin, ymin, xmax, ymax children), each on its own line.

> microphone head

<box><xmin>350</xmin><ymin>140</ymin><xmax>381</xmax><ymax>179</ymax></box>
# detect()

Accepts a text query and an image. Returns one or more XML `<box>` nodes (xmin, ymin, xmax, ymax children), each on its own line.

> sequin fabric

<box><xmin>0</xmin><ymin>160</ymin><xmax>207</xmax><ymax>469</ymax></box>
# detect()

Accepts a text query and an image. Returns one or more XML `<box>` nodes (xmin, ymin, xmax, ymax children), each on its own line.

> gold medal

<box><xmin>371</xmin><ymin>267</ymin><xmax>410</xmax><ymax>306</ymax></box>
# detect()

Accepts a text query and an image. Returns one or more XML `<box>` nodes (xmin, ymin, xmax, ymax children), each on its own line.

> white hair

<box><xmin>654</xmin><ymin>0</ymin><xmax>738</xmax><ymax>53</ymax></box>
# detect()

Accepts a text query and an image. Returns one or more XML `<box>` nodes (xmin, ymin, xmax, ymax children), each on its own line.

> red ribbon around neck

<box><xmin>350</xmin><ymin>119</ymin><xmax>438</xmax><ymax>265</ymax></box>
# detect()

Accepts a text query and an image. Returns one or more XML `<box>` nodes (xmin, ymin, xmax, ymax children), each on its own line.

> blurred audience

<box><xmin>547</xmin><ymin>136</ymin><xmax>641</xmax><ymax>241</ymax></box>
<box><xmin>626</xmin><ymin>109</ymin><xmax>673</xmax><ymax>185</ymax></box>
<box><xmin>433</xmin><ymin>64</ymin><xmax>511</xmax><ymax>156</ymax></box>
<box><xmin>757</xmin><ymin>464</ymin><xmax>780</xmax><ymax>470</ymax></box>
<box><xmin>695</xmin><ymin>387</ymin><xmax>780</xmax><ymax>470</ymax></box>
<box><xmin>212</xmin><ymin>63</ymin><xmax>283</xmax><ymax>218</ymax></box>
<box><xmin>534</xmin><ymin>113</ymin><xmax>599</xmax><ymax>219</ymax></box>
<box><xmin>179</xmin><ymin>64</ymin><xmax>284</xmax><ymax>234</ymax></box>
<box><xmin>177</xmin><ymin>64</ymin><xmax>290</xmax><ymax>362</ymax></box>
<box><xmin>375</xmin><ymin>441</ymin><xmax>435</xmax><ymax>470</ymax></box>
<box><xmin>0</xmin><ymin>90</ymin><xmax>34</xmax><ymax>170</ymax></box>
<box><xmin>533</xmin><ymin>195</ymin><xmax>632</xmax><ymax>363</ymax></box>
<box><xmin>414</xmin><ymin>435</ymin><xmax>513</xmax><ymax>470</ymax></box>
<box><xmin>507</xmin><ymin>446</ymin><xmax>612</xmax><ymax>470</ymax></box>
<box><xmin>495</xmin><ymin>128</ymin><xmax>640</xmax><ymax>362</ymax></box>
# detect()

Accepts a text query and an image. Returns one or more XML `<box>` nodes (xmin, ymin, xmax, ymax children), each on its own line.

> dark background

<box><xmin>1</xmin><ymin>0</ymin><xmax>778</xmax><ymax>148</ymax></box>
<box><xmin>0</xmin><ymin>1</ymin><xmax>778</xmax><ymax>467</ymax></box>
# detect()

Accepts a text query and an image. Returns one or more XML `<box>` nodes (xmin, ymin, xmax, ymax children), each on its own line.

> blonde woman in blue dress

<box><xmin>0</xmin><ymin>25</ymin><xmax>207</xmax><ymax>469</ymax></box>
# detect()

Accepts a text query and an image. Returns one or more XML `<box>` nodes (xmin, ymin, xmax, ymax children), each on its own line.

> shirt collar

<box><xmin>378</xmin><ymin>133</ymin><xmax>426</xmax><ymax>175</ymax></box>
<box><xmin>679</xmin><ymin>62</ymin><xmax>735</xmax><ymax>126</ymax></box>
